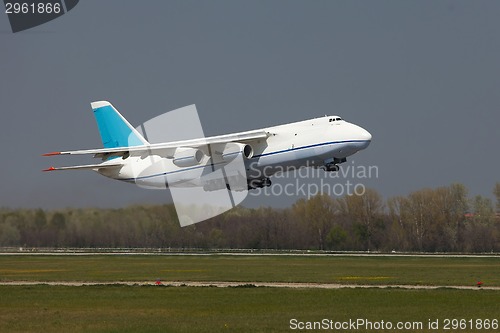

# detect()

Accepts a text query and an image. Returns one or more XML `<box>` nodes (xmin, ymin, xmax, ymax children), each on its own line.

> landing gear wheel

<box><xmin>324</xmin><ymin>164</ymin><xmax>340</xmax><ymax>172</ymax></box>
<box><xmin>248</xmin><ymin>179</ymin><xmax>260</xmax><ymax>190</ymax></box>
<box><xmin>262</xmin><ymin>178</ymin><xmax>272</xmax><ymax>187</ymax></box>
<box><xmin>247</xmin><ymin>178</ymin><xmax>272</xmax><ymax>190</ymax></box>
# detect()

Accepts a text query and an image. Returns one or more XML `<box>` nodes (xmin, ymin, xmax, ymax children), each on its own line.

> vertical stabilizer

<box><xmin>91</xmin><ymin>101</ymin><xmax>148</xmax><ymax>148</ymax></box>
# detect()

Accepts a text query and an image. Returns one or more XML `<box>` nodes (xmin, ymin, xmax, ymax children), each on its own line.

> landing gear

<box><xmin>322</xmin><ymin>157</ymin><xmax>346</xmax><ymax>172</ymax></box>
<box><xmin>262</xmin><ymin>178</ymin><xmax>272</xmax><ymax>187</ymax></box>
<box><xmin>248</xmin><ymin>177</ymin><xmax>272</xmax><ymax>190</ymax></box>
<box><xmin>323</xmin><ymin>163</ymin><xmax>340</xmax><ymax>172</ymax></box>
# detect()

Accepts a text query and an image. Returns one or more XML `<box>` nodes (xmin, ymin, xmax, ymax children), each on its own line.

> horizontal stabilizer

<box><xmin>42</xmin><ymin>152</ymin><xmax>62</xmax><ymax>156</ymax></box>
<box><xmin>43</xmin><ymin>163</ymin><xmax>123</xmax><ymax>172</ymax></box>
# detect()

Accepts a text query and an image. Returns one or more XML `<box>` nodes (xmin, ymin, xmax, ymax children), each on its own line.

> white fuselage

<box><xmin>98</xmin><ymin>115</ymin><xmax>371</xmax><ymax>189</ymax></box>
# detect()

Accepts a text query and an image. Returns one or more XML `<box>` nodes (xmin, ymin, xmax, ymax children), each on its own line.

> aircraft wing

<box><xmin>43</xmin><ymin>130</ymin><xmax>270</xmax><ymax>160</ymax></box>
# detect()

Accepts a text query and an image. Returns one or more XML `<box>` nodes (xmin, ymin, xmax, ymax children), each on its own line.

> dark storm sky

<box><xmin>1</xmin><ymin>1</ymin><xmax>499</xmax><ymax>209</ymax></box>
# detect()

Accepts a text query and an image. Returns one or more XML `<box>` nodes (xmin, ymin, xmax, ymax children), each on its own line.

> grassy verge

<box><xmin>0</xmin><ymin>285</ymin><xmax>498</xmax><ymax>333</ymax></box>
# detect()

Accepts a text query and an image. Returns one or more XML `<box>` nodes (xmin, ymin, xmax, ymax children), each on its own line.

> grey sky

<box><xmin>1</xmin><ymin>1</ymin><xmax>499</xmax><ymax>210</ymax></box>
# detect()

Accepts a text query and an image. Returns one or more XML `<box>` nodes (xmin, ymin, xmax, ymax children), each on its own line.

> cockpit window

<box><xmin>335</xmin><ymin>117</ymin><xmax>342</xmax><ymax>121</ymax></box>
<box><xmin>330</xmin><ymin>117</ymin><xmax>343</xmax><ymax>122</ymax></box>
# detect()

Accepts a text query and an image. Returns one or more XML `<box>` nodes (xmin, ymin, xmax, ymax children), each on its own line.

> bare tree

<box><xmin>337</xmin><ymin>188</ymin><xmax>384</xmax><ymax>250</ymax></box>
<box><xmin>292</xmin><ymin>194</ymin><xmax>336</xmax><ymax>250</ymax></box>
<box><xmin>494</xmin><ymin>183</ymin><xmax>500</xmax><ymax>213</ymax></box>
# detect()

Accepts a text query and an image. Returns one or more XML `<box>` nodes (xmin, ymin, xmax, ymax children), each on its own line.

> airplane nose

<box><xmin>356</xmin><ymin>126</ymin><xmax>372</xmax><ymax>150</ymax></box>
<box><xmin>361</xmin><ymin>128</ymin><xmax>372</xmax><ymax>142</ymax></box>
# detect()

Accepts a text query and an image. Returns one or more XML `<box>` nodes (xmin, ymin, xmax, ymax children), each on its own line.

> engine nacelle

<box><xmin>221</xmin><ymin>143</ymin><xmax>253</xmax><ymax>162</ymax></box>
<box><xmin>173</xmin><ymin>147</ymin><xmax>204</xmax><ymax>167</ymax></box>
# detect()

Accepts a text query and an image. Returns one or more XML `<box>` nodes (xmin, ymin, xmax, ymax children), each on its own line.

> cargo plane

<box><xmin>43</xmin><ymin>101</ymin><xmax>372</xmax><ymax>192</ymax></box>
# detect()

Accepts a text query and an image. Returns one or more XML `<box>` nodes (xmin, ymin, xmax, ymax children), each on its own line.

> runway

<box><xmin>1</xmin><ymin>280</ymin><xmax>499</xmax><ymax>290</ymax></box>
<box><xmin>1</xmin><ymin>251</ymin><xmax>499</xmax><ymax>258</ymax></box>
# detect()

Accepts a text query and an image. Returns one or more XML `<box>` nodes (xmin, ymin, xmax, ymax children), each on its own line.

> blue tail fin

<box><xmin>91</xmin><ymin>101</ymin><xmax>148</xmax><ymax>148</ymax></box>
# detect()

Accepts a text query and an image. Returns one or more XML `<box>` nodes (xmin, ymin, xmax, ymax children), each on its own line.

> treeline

<box><xmin>1</xmin><ymin>183</ymin><xmax>499</xmax><ymax>252</ymax></box>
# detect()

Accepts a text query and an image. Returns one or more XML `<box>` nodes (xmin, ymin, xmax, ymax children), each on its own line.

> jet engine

<box><xmin>172</xmin><ymin>147</ymin><xmax>204</xmax><ymax>167</ymax></box>
<box><xmin>221</xmin><ymin>143</ymin><xmax>253</xmax><ymax>162</ymax></box>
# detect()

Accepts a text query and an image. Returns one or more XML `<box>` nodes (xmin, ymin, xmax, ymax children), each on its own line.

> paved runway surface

<box><xmin>1</xmin><ymin>280</ymin><xmax>499</xmax><ymax>290</ymax></box>
<box><xmin>1</xmin><ymin>252</ymin><xmax>499</xmax><ymax>258</ymax></box>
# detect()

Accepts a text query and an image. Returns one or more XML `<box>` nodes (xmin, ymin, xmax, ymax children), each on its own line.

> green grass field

<box><xmin>0</xmin><ymin>254</ymin><xmax>499</xmax><ymax>332</ymax></box>
<box><xmin>1</xmin><ymin>285</ymin><xmax>499</xmax><ymax>333</ymax></box>
<box><xmin>0</xmin><ymin>254</ymin><xmax>499</xmax><ymax>286</ymax></box>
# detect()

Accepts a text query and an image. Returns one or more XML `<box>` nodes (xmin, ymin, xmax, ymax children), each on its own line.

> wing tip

<box><xmin>42</xmin><ymin>152</ymin><xmax>61</xmax><ymax>156</ymax></box>
<box><xmin>42</xmin><ymin>167</ymin><xmax>57</xmax><ymax>172</ymax></box>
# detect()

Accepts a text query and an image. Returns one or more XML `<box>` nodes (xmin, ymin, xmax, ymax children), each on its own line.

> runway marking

<box><xmin>1</xmin><ymin>281</ymin><xmax>499</xmax><ymax>290</ymax></box>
